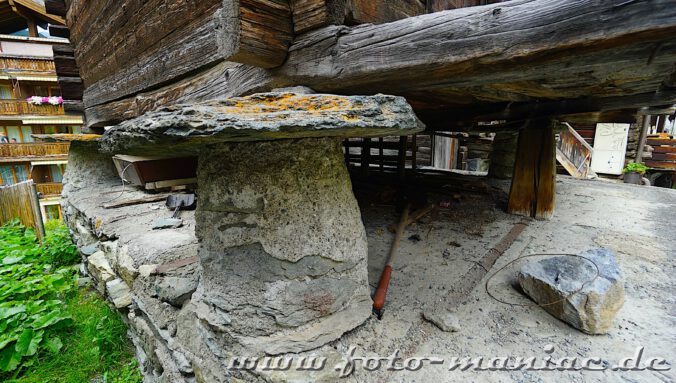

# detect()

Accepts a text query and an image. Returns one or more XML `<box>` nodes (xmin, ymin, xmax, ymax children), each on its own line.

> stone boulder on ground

<box><xmin>517</xmin><ymin>248</ymin><xmax>625</xmax><ymax>334</ymax></box>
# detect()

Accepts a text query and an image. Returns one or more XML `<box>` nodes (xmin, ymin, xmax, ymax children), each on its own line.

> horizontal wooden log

<box><xmin>651</xmin><ymin>153</ymin><xmax>676</xmax><ymax>161</ymax></box>
<box><xmin>63</xmin><ymin>100</ymin><xmax>84</xmax><ymax>114</ymax></box>
<box><xmin>80</xmin><ymin>0</ymin><xmax>676</xmax><ymax>129</ymax></box>
<box><xmin>84</xmin><ymin>62</ymin><xmax>272</xmax><ymax>127</ymax></box>
<box><xmin>53</xmin><ymin>56</ymin><xmax>79</xmax><ymax>77</ymax></box>
<box><xmin>291</xmin><ymin>0</ymin><xmax>424</xmax><ymax>35</ymax></box>
<box><xmin>58</xmin><ymin>77</ymin><xmax>84</xmax><ymax>101</ymax></box>
<box><xmin>66</xmin><ymin>0</ymin><xmax>292</xmax><ymax>108</ymax></box>
<box><xmin>647</xmin><ymin>139</ymin><xmax>676</xmax><ymax>146</ymax></box>
<box><xmin>652</xmin><ymin>146</ymin><xmax>676</xmax><ymax>153</ymax></box>
<box><xmin>45</xmin><ymin>0</ymin><xmax>67</xmax><ymax>16</ymax></box>
<box><xmin>48</xmin><ymin>25</ymin><xmax>69</xmax><ymax>38</ymax></box>
<box><xmin>645</xmin><ymin>160</ymin><xmax>676</xmax><ymax>170</ymax></box>
<box><xmin>280</xmin><ymin>0</ymin><xmax>676</xmax><ymax>108</ymax></box>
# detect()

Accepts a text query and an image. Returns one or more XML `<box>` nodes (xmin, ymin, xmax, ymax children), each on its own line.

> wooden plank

<box><xmin>508</xmin><ymin>119</ymin><xmax>556</xmax><ymax>219</ymax></box>
<box><xmin>645</xmin><ymin>160</ymin><xmax>676</xmax><ymax>170</ymax></box>
<box><xmin>58</xmin><ymin>76</ymin><xmax>84</xmax><ymax>101</ymax></box>
<box><xmin>45</xmin><ymin>0</ymin><xmax>67</xmax><ymax>16</ymax></box>
<box><xmin>103</xmin><ymin>193</ymin><xmax>171</xmax><ymax>209</ymax></box>
<box><xmin>647</xmin><ymin>139</ymin><xmax>676</xmax><ymax>146</ymax></box>
<box><xmin>0</xmin><ymin>181</ymin><xmax>45</xmax><ymax>240</ymax></box>
<box><xmin>53</xmin><ymin>55</ymin><xmax>79</xmax><ymax>77</ymax></box>
<box><xmin>652</xmin><ymin>146</ymin><xmax>676</xmax><ymax>153</ymax></box>
<box><xmin>343</xmin><ymin>0</ymin><xmax>425</xmax><ymax>25</ymax></box>
<box><xmin>49</xmin><ymin>25</ymin><xmax>69</xmax><ymax>38</ymax></box>
<box><xmin>651</xmin><ymin>152</ymin><xmax>676</xmax><ymax>161</ymax></box>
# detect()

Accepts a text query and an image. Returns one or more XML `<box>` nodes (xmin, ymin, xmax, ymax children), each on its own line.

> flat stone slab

<box><xmin>518</xmin><ymin>248</ymin><xmax>625</xmax><ymax>334</ymax></box>
<box><xmin>98</xmin><ymin>92</ymin><xmax>424</xmax><ymax>154</ymax></box>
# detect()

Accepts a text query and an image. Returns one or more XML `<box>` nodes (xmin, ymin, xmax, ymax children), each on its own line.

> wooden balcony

<box><xmin>36</xmin><ymin>182</ymin><xmax>63</xmax><ymax>196</ymax></box>
<box><xmin>0</xmin><ymin>57</ymin><xmax>56</xmax><ymax>74</ymax></box>
<box><xmin>0</xmin><ymin>100</ymin><xmax>64</xmax><ymax>116</ymax></box>
<box><xmin>0</xmin><ymin>142</ymin><xmax>69</xmax><ymax>162</ymax></box>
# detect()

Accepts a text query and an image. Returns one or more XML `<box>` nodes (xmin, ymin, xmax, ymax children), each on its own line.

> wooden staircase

<box><xmin>556</xmin><ymin>122</ymin><xmax>594</xmax><ymax>179</ymax></box>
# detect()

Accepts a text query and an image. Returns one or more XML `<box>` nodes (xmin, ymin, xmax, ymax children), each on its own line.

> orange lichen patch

<box><xmin>32</xmin><ymin>133</ymin><xmax>102</xmax><ymax>142</ymax></box>
<box><xmin>214</xmin><ymin>93</ymin><xmax>356</xmax><ymax>115</ymax></box>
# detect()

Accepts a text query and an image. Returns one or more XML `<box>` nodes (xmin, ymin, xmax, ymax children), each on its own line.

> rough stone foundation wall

<box><xmin>61</xmin><ymin>139</ymin><xmax>372</xmax><ymax>382</ymax></box>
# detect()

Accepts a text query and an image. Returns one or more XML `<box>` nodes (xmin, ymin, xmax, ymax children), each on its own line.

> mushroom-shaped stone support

<box><xmin>96</xmin><ymin>93</ymin><xmax>423</xmax><ymax>361</ymax></box>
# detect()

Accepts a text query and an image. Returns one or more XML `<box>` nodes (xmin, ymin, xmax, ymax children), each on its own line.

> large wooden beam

<box><xmin>77</xmin><ymin>0</ymin><xmax>676</xmax><ymax>129</ymax></box>
<box><xmin>508</xmin><ymin>119</ymin><xmax>556</xmax><ymax>219</ymax></box>
<box><xmin>65</xmin><ymin>0</ymin><xmax>292</xmax><ymax>108</ymax></box>
<box><xmin>280</xmin><ymin>0</ymin><xmax>676</xmax><ymax>104</ymax></box>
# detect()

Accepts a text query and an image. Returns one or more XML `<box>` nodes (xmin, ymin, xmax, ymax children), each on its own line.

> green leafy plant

<box><xmin>0</xmin><ymin>221</ymin><xmax>141</xmax><ymax>382</ymax></box>
<box><xmin>0</xmin><ymin>220</ymin><xmax>77</xmax><ymax>377</ymax></box>
<box><xmin>623</xmin><ymin>162</ymin><xmax>649</xmax><ymax>175</ymax></box>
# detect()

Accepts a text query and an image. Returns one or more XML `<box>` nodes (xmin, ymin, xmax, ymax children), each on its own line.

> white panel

<box><xmin>591</xmin><ymin>123</ymin><xmax>630</xmax><ymax>175</ymax></box>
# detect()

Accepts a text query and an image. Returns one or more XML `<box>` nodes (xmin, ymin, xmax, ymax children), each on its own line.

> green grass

<box><xmin>0</xmin><ymin>220</ymin><xmax>142</xmax><ymax>383</ymax></box>
<box><xmin>9</xmin><ymin>291</ymin><xmax>142</xmax><ymax>383</ymax></box>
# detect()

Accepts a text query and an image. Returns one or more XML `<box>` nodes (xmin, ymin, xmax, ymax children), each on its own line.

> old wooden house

<box><xmin>41</xmin><ymin>0</ymin><xmax>676</xmax><ymax>381</ymax></box>
<box><xmin>0</xmin><ymin>0</ymin><xmax>83</xmax><ymax>221</ymax></box>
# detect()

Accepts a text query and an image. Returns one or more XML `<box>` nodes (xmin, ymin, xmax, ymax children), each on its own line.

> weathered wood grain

<box><xmin>66</xmin><ymin>0</ymin><xmax>291</xmax><ymax>108</ymax></box>
<box><xmin>508</xmin><ymin>119</ymin><xmax>556</xmax><ymax>219</ymax></box>
<box><xmin>280</xmin><ymin>0</ymin><xmax>676</xmax><ymax>98</ymax></box>
<box><xmin>78</xmin><ymin>0</ymin><xmax>676</xmax><ymax>129</ymax></box>
<box><xmin>45</xmin><ymin>0</ymin><xmax>67</xmax><ymax>16</ymax></box>
<box><xmin>48</xmin><ymin>25</ymin><xmax>69</xmax><ymax>38</ymax></box>
<box><xmin>291</xmin><ymin>0</ymin><xmax>425</xmax><ymax>34</ymax></box>
<box><xmin>84</xmin><ymin>62</ymin><xmax>272</xmax><ymax>127</ymax></box>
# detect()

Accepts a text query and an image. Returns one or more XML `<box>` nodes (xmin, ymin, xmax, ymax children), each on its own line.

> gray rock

<box><xmin>80</xmin><ymin>243</ymin><xmax>99</xmax><ymax>256</ymax></box>
<box><xmin>77</xmin><ymin>277</ymin><xmax>92</xmax><ymax>288</ymax></box>
<box><xmin>155</xmin><ymin>276</ymin><xmax>199</xmax><ymax>307</ymax></box>
<box><xmin>152</xmin><ymin>218</ymin><xmax>183</xmax><ymax>230</ymax></box>
<box><xmin>87</xmin><ymin>251</ymin><xmax>116</xmax><ymax>284</ymax></box>
<box><xmin>106</xmin><ymin>278</ymin><xmax>133</xmax><ymax>308</ymax></box>
<box><xmin>518</xmin><ymin>248</ymin><xmax>625</xmax><ymax>334</ymax></box>
<box><xmin>423</xmin><ymin>309</ymin><xmax>461</xmax><ymax>332</ymax></box>
<box><xmin>98</xmin><ymin>92</ymin><xmax>424</xmax><ymax>155</ymax></box>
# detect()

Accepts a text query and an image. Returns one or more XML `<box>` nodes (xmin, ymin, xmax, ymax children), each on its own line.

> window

<box><xmin>0</xmin><ymin>85</ymin><xmax>12</xmax><ymax>99</ymax></box>
<box><xmin>14</xmin><ymin>165</ymin><xmax>28</xmax><ymax>183</ymax></box>
<box><xmin>50</xmin><ymin>165</ymin><xmax>63</xmax><ymax>183</ymax></box>
<box><xmin>44</xmin><ymin>205</ymin><xmax>61</xmax><ymax>221</ymax></box>
<box><xmin>20</xmin><ymin>126</ymin><xmax>32</xmax><ymax>142</ymax></box>
<box><xmin>0</xmin><ymin>166</ymin><xmax>14</xmax><ymax>185</ymax></box>
<box><xmin>6</xmin><ymin>126</ymin><xmax>21</xmax><ymax>143</ymax></box>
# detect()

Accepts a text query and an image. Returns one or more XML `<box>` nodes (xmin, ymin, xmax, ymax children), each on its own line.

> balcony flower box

<box><xmin>26</xmin><ymin>96</ymin><xmax>63</xmax><ymax>106</ymax></box>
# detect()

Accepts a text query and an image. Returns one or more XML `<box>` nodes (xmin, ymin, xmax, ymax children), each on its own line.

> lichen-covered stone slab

<box><xmin>98</xmin><ymin>92</ymin><xmax>424</xmax><ymax>154</ymax></box>
<box><xmin>518</xmin><ymin>248</ymin><xmax>625</xmax><ymax>334</ymax></box>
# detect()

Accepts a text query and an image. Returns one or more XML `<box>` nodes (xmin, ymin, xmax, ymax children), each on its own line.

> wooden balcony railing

<box><xmin>0</xmin><ymin>142</ymin><xmax>70</xmax><ymax>159</ymax></box>
<box><xmin>0</xmin><ymin>100</ymin><xmax>65</xmax><ymax>116</ymax></box>
<box><xmin>36</xmin><ymin>182</ymin><xmax>63</xmax><ymax>196</ymax></box>
<box><xmin>0</xmin><ymin>57</ymin><xmax>56</xmax><ymax>74</ymax></box>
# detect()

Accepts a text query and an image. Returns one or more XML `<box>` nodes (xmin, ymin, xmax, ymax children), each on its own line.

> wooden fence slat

<box><xmin>0</xmin><ymin>180</ymin><xmax>45</xmax><ymax>240</ymax></box>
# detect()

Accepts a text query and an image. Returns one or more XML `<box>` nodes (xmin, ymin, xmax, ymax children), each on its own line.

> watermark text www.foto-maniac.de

<box><xmin>224</xmin><ymin>345</ymin><xmax>671</xmax><ymax>377</ymax></box>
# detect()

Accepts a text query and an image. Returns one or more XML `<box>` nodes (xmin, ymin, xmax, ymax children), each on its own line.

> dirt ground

<box><xmin>328</xmin><ymin>176</ymin><xmax>675</xmax><ymax>383</ymax></box>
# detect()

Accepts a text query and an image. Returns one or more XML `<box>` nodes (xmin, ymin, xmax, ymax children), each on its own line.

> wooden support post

<box><xmin>636</xmin><ymin>114</ymin><xmax>651</xmax><ymax>163</ymax></box>
<box><xmin>507</xmin><ymin>119</ymin><xmax>556</xmax><ymax>219</ymax></box>
<box><xmin>398</xmin><ymin>135</ymin><xmax>408</xmax><ymax>180</ymax></box>
<box><xmin>361</xmin><ymin>137</ymin><xmax>371</xmax><ymax>176</ymax></box>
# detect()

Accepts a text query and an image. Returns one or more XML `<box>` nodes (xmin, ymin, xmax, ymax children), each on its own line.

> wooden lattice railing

<box><xmin>0</xmin><ymin>142</ymin><xmax>70</xmax><ymax>158</ymax></box>
<box><xmin>35</xmin><ymin>182</ymin><xmax>63</xmax><ymax>196</ymax></box>
<box><xmin>0</xmin><ymin>100</ymin><xmax>64</xmax><ymax>116</ymax></box>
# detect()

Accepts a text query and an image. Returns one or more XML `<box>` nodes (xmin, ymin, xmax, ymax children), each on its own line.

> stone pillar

<box><xmin>180</xmin><ymin>137</ymin><xmax>371</xmax><ymax>357</ymax></box>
